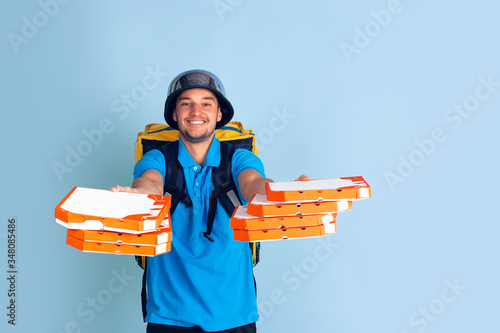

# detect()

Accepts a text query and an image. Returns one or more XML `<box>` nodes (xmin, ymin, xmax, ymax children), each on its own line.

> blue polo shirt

<box><xmin>133</xmin><ymin>137</ymin><xmax>264</xmax><ymax>331</ymax></box>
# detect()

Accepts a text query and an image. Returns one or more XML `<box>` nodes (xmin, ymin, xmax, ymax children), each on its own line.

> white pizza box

<box><xmin>231</xmin><ymin>205</ymin><xmax>337</xmax><ymax>230</ymax></box>
<box><xmin>246</xmin><ymin>193</ymin><xmax>351</xmax><ymax>216</ymax></box>
<box><xmin>55</xmin><ymin>187</ymin><xmax>171</xmax><ymax>233</ymax></box>
<box><xmin>67</xmin><ymin>223</ymin><xmax>172</xmax><ymax>246</ymax></box>
<box><xmin>233</xmin><ymin>214</ymin><xmax>337</xmax><ymax>242</ymax></box>
<box><xmin>66</xmin><ymin>235</ymin><xmax>171</xmax><ymax>256</ymax></box>
<box><xmin>265</xmin><ymin>176</ymin><xmax>371</xmax><ymax>202</ymax></box>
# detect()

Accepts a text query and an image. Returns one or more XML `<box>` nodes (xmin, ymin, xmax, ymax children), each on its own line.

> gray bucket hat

<box><xmin>164</xmin><ymin>69</ymin><xmax>234</xmax><ymax>130</ymax></box>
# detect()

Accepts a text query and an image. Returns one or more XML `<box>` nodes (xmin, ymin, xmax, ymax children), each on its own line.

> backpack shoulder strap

<box><xmin>205</xmin><ymin>141</ymin><xmax>261</xmax><ymax>266</ymax></box>
<box><xmin>138</xmin><ymin>141</ymin><xmax>194</xmax><ymax>322</ymax></box>
<box><xmin>204</xmin><ymin>142</ymin><xmax>242</xmax><ymax>241</ymax></box>
<box><xmin>140</xmin><ymin>259</ymin><xmax>148</xmax><ymax>321</ymax></box>
<box><xmin>135</xmin><ymin>142</ymin><xmax>191</xmax><ymax>271</ymax></box>
<box><xmin>215</xmin><ymin>142</ymin><xmax>243</xmax><ymax>215</ymax></box>
<box><xmin>159</xmin><ymin>141</ymin><xmax>192</xmax><ymax>212</ymax></box>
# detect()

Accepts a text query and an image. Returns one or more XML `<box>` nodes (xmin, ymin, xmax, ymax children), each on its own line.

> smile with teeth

<box><xmin>187</xmin><ymin>119</ymin><xmax>206</xmax><ymax>125</ymax></box>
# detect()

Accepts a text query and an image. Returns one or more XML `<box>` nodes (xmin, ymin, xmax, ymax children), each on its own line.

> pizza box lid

<box><xmin>55</xmin><ymin>187</ymin><xmax>171</xmax><ymax>233</ymax></box>
<box><xmin>247</xmin><ymin>193</ymin><xmax>351</xmax><ymax>216</ymax></box>
<box><xmin>67</xmin><ymin>223</ymin><xmax>171</xmax><ymax>246</ymax></box>
<box><xmin>266</xmin><ymin>176</ymin><xmax>371</xmax><ymax>202</ymax></box>
<box><xmin>231</xmin><ymin>205</ymin><xmax>337</xmax><ymax>230</ymax></box>
<box><xmin>233</xmin><ymin>221</ymin><xmax>336</xmax><ymax>242</ymax></box>
<box><xmin>66</xmin><ymin>234</ymin><xmax>171</xmax><ymax>256</ymax></box>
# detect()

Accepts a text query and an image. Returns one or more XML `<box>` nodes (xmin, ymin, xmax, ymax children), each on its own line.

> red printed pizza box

<box><xmin>246</xmin><ymin>193</ymin><xmax>351</xmax><ymax>216</ymax></box>
<box><xmin>233</xmin><ymin>216</ymin><xmax>337</xmax><ymax>242</ymax></box>
<box><xmin>55</xmin><ymin>187</ymin><xmax>171</xmax><ymax>233</ymax></box>
<box><xmin>67</xmin><ymin>223</ymin><xmax>172</xmax><ymax>246</ymax></box>
<box><xmin>265</xmin><ymin>176</ymin><xmax>371</xmax><ymax>202</ymax></box>
<box><xmin>231</xmin><ymin>205</ymin><xmax>337</xmax><ymax>230</ymax></box>
<box><xmin>66</xmin><ymin>235</ymin><xmax>171</xmax><ymax>256</ymax></box>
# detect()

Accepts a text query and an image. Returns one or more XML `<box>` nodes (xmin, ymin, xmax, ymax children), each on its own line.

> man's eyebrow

<box><xmin>177</xmin><ymin>96</ymin><xmax>216</xmax><ymax>101</ymax></box>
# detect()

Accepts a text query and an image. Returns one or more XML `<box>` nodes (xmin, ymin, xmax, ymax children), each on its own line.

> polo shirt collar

<box><xmin>177</xmin><ymin>136</ymin><xmax>221</xmax><ymax>168</ymax></box>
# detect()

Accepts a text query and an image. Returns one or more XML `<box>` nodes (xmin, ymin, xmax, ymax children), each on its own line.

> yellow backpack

<box><xmin>134</xmin><ymin>121</ymin><xmax>261</xmax><ymax>268</ymax></box>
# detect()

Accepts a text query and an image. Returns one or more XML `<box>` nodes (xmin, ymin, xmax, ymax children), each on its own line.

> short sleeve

<box><xmin>231</xmin><ymin>148</ymin><xmax>265</xmax><ymax>187</ymax></box>
<box><xmin>133</xmin><ymin>149</ymin><xmax>166</xmax><ymax>180</ymax></box>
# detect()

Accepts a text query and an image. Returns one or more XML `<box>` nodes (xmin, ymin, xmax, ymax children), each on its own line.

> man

<box><xmin>111</xmin><ymin>70</ymin><xmax>308</xmax><ymax>332</ymax></box>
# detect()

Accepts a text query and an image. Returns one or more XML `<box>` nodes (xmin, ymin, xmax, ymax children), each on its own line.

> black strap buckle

<box><xmin>202</xmin><ymin>232</ymin><xmax>214</xmax><ymax>242</ymax></box>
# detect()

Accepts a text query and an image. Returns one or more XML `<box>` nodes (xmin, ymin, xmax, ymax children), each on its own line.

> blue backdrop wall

<box><xmin>1</xmin><ymin>1</ymin><xmax>499</xmax><ymax>332</ymax></box>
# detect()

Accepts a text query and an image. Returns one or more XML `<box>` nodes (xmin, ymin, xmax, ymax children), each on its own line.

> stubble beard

<box><xmin>178</xmin><ymin>122</ymin><xmax>217</xmax><ymax>144</ymax></box>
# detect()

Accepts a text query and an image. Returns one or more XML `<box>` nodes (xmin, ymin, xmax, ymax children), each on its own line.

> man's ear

<box><xmin>217</xmin><ymin>107</ymin><xmax>222</xmax><ymax>122</ymax></box>
<box><xmin>172</xmin><ymin>109</ymin><xmax>177</xmax><ymax>122</ymax></box>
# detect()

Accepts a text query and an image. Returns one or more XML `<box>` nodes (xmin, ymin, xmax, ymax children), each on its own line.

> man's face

<box><xmin>172</xmin><ymin>88</ymin><xmax>222</xmax><ymax>144</ymax></box>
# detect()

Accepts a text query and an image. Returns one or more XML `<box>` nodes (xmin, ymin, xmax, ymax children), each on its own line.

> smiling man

<box><xmin>173</xmin><ymin>88</ymin><xmax>221</xmax><ymax>144</ymax></box>
<box><xmin>111</xmin><ymin>70</ymin><xmax>287</xmax><ymax>333</ymax></box>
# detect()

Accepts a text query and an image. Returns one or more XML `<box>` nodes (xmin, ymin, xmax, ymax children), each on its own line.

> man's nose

<box><xmin>191</xmin><ymin>103</ymin><xmax>202</xmax><ymax>114</ymax></box>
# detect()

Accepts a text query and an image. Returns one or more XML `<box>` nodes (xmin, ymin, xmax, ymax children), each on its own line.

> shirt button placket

<box><xmin>193</xmin><ymin>166</ymin><xmax>201</xmax><ymax>197</ymax></box>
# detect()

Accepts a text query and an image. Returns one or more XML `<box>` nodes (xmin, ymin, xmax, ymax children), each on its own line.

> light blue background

<box><xmin>1</xmin><ymin>0</ymin><xmax>499</xmax><ymax>332</ymax></box>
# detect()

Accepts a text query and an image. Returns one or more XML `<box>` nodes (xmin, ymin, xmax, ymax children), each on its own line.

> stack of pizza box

<box><xmin>231</xmin><ymin>176</ymin><xmax>371</xmax><ymax>242</ymax></box>
<box><xmin>55</xmin><ymin>187</ymin><xmax>172</xmax><ymax>256</ymax></box>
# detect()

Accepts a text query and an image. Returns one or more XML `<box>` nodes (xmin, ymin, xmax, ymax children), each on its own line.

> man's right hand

<box><xmin>110</xmin><ymin>185</ymin><xmax>141</xmax><ymax>193</ymax></box>
<box><xmin>110</xmin><ymin>170</ymin><xmax>164</xmax><ymax>195</ymax></box>
<box><xmin>294</xmin><ymin>174</ymin><xmax>311</xmax><ymax>181</ymax></box>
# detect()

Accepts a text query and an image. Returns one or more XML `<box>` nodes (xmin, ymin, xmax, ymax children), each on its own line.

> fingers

<box><xmin>110</xmin><ymin>185</ymin><xmax>134</xmax><ymax>193</ymax></box>
<box><xmin>110</xmin><ymin>185</ymin><xmax>121</xmax><ymax>192</ymax></box>
<box><xmin>295</xmin><ymin>174</ymin><xmax>311</xmax><ymax>181</ymax></box>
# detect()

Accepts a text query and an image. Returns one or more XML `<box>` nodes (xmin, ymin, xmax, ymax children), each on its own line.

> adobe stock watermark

<box><xmin>51</xmin><ymin>65</ymin><xmax>168</xmax><ymax>183</ymax></box>
<box><xmin>385</xmin><ymin>74</ymin><xmax>499</xmax><ymax>191</ymax></box>
<box><xmin>54</xmin><ymin>267</ymin><xmax>137</xmax><ymax>333</ymax></box>
<box><xmin>237</xmin><ymin>236</ymin><xmax>340</xmax><ymax>328</ymax></box>
<box><xmin>213</xmin><ymin>0</ymin><xmax>244</xmax><ymax>21</ymax></box>
<box><xmin>339</xmin><ymin>0</ymin><xmax>405</xmax><ymax>63</ymax></box>
<box><xmin>6</xmin><ymin>217</ymin><xmax>18</xmax><ymax>326</ymax></box>
<box><xmin>255</xmin><ymin>106</ymin><xmax>295</xmax><ymax>152</ymax></box>
<box><xmin>7</xmin><ymin>0</ymin><xmax>73</xmax><ymax>54</ymax></box>
<box><xmin>399</xmin><ymin>277</ymin><xmax>466</xmax><ymax>333</ymax></box>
